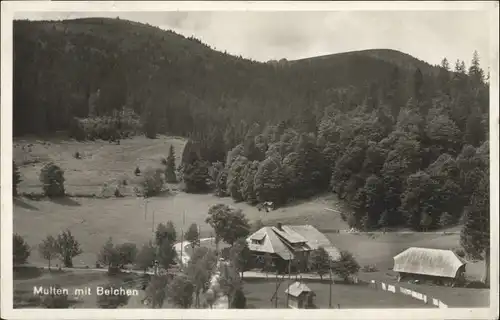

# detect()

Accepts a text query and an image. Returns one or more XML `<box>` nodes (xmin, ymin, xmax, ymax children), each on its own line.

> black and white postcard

<box><xmin>1</xmin><ymin>1</ymin><xmax>498</xmax><ymax>319</ymax></box>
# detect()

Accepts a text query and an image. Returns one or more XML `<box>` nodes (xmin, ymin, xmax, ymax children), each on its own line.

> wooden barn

<box><xmin>285</xmin><ymin>281</ymin><xmax>316</xmax><ymax>309</ymax></box>
<box><xmin>393</xmin><ymin>247</ymin><xmax>467</xmax><ymax>286</ymax></box>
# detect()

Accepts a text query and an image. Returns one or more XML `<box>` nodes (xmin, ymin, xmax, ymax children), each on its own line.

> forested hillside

<box><xmin>14</xmin><ymin>17</ymin><xmax>489</xmax><ymax>246</ymax></box>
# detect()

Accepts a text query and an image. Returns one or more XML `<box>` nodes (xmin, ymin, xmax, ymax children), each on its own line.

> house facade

<box><xmin>247</xmin><ymin>223</ymin><xmax>340</xmax><ymax>272</ymax></box>
<box><xmin>393</xmin><ymin>247</ymin><xmax>467</xmax><ymax>286</ymax></box>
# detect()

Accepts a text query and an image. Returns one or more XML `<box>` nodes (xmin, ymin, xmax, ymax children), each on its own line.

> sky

<box><xmin>15</xmin><ymin>10</ymin><xmax>493</xmax><ymax>68</ymax></box>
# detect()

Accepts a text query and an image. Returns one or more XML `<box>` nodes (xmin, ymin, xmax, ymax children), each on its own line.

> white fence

<box><xmin>369</xmin><ymin>280</ymin><xmax>448</xmax><ymax>308</ymax></box>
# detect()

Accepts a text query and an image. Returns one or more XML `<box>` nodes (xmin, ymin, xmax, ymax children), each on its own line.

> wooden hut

<box><xmin>284</xmin><ymin>281</ymin><xmax>315</xmax><ymax>309</ymax></box>
<box><xmin>393</xmin><ymin>247</ymin><xmax>467</xmax><ymax>286</ymax></box>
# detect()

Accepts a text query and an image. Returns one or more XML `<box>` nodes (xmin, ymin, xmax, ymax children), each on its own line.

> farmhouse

<box><xmin>393</xmin><ymin>247</ymin><xmax>467</xmax><ymax>286</ymax></box>
<box><xmin>285</xmin><ymin>281</ymin><xmax>316</xmax><ymax>309</ymax></box>
<box><xmin>247</xmin><ymin>223</ymin><xmax>340</xmax><ymax>272</ymax></box>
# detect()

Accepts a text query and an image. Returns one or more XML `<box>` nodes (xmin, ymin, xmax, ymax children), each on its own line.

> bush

<box><xmin>139</xmin><ymin>167</ymin><xmax>164</xmax><ymax>197</ymax></box>
<box><xmin>453</xmin><ymin>248</ymin><xmax>466</xmax><ymax>258</ymax></box>
<box><xmin>134</xmin><ymin>167</ymin><xmax>141</xmax><ymax>176</ymax></box>
<box><xmin>361</xmin><ymin>264</ymin><xmax>378</xmax><ymax>272</ymax></box>
<box><xmin>13</xmin><ymin>234</ymin><xmax>31</xmax><ymax>265</ymax></box>
<box><xmin>465</xmin><ymin>280</ymin><xmax>489</xmax><ymax>289</ymax></box>
<box><xmin>39</xmin><ymin>162</ymin><xmax>65</xmax><ymax>197</ymax></box>
<box><xmin>68</xmin><ymin>112</ymin><xmax>141</xmax><ymax>142</ymax></box>
<box><xmin>73</xmin><ymin>151</ymin><xmax>81</xmax><ymax>159</ymax></box>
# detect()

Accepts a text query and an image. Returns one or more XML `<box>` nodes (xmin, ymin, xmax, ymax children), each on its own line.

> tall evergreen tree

<box><xmin>165</xmin><ymin>145</ymin><xmax>177</xmax><ymax>183</ymax></box>
<box><xmin>13</xmin><ymin>161</ymin><xmax>22</xmax><ymax>197</ymax></box>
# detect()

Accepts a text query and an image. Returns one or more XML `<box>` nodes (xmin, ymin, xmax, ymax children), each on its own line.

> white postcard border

<box><xmin>1</xmin><ymin>1</ymin><xmax>498</xmax><ymax>320</ymax></box>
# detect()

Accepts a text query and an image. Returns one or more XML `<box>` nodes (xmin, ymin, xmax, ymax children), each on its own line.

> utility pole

<box><xmin>275</xmin><ymin>272</ymin><xmax>279</xmax><ymax>308</ymax></box>
<box><xmin>286</xmin><ymin>254</ymin><xmax>291</xmax><ymax>307</ymax></box>
<box><xmin>329</xmin><ymin>267</ymin><xmax>333</xmax><ymax>308</ymax></box>
<box><xmin>152</xmin><ymin>210</ymin><xmax>155</xmax><ymax>233</ymax></box>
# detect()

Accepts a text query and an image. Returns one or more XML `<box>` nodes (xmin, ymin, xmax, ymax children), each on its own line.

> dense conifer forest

<box><xmin>13</xmin><ymin>17</ymin><xmax>489</xmax><ymax>258</ymax></box>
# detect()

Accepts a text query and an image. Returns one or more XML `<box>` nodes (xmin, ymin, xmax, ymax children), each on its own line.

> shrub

<box><xmin>39</xmin><ymin>162</ymin><xmax>65</xmax><ymax>197</ymax></box>
<box><xmin>134</xmin><ymin>167</ymin><xmax>141</xmax><ymax>176</ymax></box>
<box><xmin>161</xmin><ymin>157</ymin><xmax>167</xmax><ymax>166</ymax></box>
<box><xmin>13</xmin><ymin>234</ymin><xmax>31</xmax><ymax>265</ymax></box>
<box><xmin>139</xmin><ymin>167</ymin><xmax>164</xmax><ymax>197</ymax></box>
<box><xmin>453</xmin><ymin>247</ymin><xmax>466</xmax><ymax>258</ymax></box>
<box><xmin>361</xmin><ymin>264</ymin><xmax>378</xmax><ymax>272</ymax></box>
<box><xmin>73</xmin><ymin>151</ymin><xmax>81</xmax><ymax>159</ymax></box>
<box><xmin>114</xmin><ymin>187</ymin><xmax>123</xmax><ymax>198</ymax></box>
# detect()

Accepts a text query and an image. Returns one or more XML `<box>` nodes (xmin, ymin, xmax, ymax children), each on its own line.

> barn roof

<box><xmin>247</xmin><ymin>227</ymin><xmax>294</xmax><ymax>260</ymax></box>
<box><xmin>393</xmin><ymin>247</ymin><xmax>466</xmax><ymax>278</ymax></box>
<box><xmin>285</xmin><ymin>282</ymin><xmax>314</xmax><ymax>297</ymax></box>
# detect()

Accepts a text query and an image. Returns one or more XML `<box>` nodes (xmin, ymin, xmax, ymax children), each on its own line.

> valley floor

<box><xmin>11</xmin><ymin>135</ymin><xmax>490</xmax><ymax>309</ymax></box>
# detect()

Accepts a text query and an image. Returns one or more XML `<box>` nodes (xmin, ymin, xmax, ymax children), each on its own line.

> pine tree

<box><xmin>468</xmin><ymin>51</ymin><xmax>485</xmax><ymax>85</ymax></box>
<box><xmin>13</xmin><ymin>161</ymin><xmax>22</xmax><ymax>197</ymax></box>
<box><xmin>460</xmin><ymin>170</ymin><xmax>489</xmax><ymax>284</ymax></box>
<box><xmin>183</xmin><ymin>160</ymin><xmax>210</xmax><ymax>193</ymax></box>
<box><xmin>165</xmin><ymin>145</ymin><xmax>177</xmax><ymax>183</ymax></box>
<box><xmin>185</xmin><ymin>223</ymin><xmax>200</xmax><ymax>249</ymax></box>
<box><xmin>13</xmin><ymin>233</ymin><xmax>31</xmax><ymax>265</ymax></box>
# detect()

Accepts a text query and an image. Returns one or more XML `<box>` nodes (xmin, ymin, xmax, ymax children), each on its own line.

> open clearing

<box><xmin>14</xmin><ymin>135</ymin><xmax>186</xmax><ymax>196</ymax></box>
<box><xmin>12</xmin><ymin>136</ymin><xmax>489</xmax><ymax>308</ymax></box>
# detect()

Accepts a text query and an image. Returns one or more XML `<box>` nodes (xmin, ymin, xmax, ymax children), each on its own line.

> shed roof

<box><xmin>393</xmin><ymin>247</ymin><xmax>466</xmax><ymax>278</ymax></box>
<box><xmin>285</xmin><ymin>282</ymin><xmax>314</xmax><ymax>297</ymax></box>
<box><xmin>246</xmin><ymin>227</ymin><xmax>294</xmax><ymax>260</ymax></box>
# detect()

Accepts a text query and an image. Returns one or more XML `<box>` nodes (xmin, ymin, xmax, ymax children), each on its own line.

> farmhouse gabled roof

<box><xmin>393</xmin><ymin>247</ymin><xmax>466</xmax><ymax>278</ymax></box>
<box><xmin>287</xmin><ymin>225</ymin><xmax>341</xmax><ymax>261</ymax></box>
<box><xmin>247</xmin><ymin>227</ymin><xmax>294</xmax><ymax>260</ymax></box>
<box><xmin>285</xmin><ymin>281</ymin><xmax>314</xmax><ymax>297</ymax></box>
<box><xmin>247</xmin><ymin>225</ymin><xmax>340</xmax><ymax>261</ymax></box>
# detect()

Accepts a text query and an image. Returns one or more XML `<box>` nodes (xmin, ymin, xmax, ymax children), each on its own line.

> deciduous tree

<box><xmin>55</xmin><ymin>230</ymin><xmax>82</xmax><ymax>268</ymax></box>
<box><xmin>38</xmin><ymin>235</ymin><xmax>58</xmax><ymax>269</ymax></box>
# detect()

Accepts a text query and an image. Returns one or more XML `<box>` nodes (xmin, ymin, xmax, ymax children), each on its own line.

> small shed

<box><xmin>284</xmin><ymin>282</ymin><xmax>315</xmax><ymax>309</ymax></box>
<box><xmin>393</xmin><ymin>247</ymin><xmax>467</xmax><ymax>286</ymax></box>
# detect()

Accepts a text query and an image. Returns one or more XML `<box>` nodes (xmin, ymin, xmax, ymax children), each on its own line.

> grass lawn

<box><xmin>14</xmin><ymin>189</ymin><xmax>347</xmax><ymax>267</ymax></box>
<box><xmin>242</xmin><ymin>278</ymin><xmax>428</xmax><ymax>309</ymax></box>
<box><xmin>325</xmin><ymin>232</ymin><xmax>489</xmax><ymax>307</ymax></box>
<box><xmin>14</xmin><ymin>267</ymin><xmax>143</xmax><ymax>308</ymax></box>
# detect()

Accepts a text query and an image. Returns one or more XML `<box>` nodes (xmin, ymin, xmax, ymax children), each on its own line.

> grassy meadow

<box><xmin>12</xmin><ymin>135</ymin><xmax>489</xmax><ymax>308</ymax></box>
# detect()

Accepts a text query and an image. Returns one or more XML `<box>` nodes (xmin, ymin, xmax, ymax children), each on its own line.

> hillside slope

<box><xmin>14</xmin><ymin>17</ymin><xmax>436</xmax><ymax>141</ymax></box>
